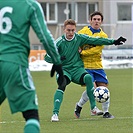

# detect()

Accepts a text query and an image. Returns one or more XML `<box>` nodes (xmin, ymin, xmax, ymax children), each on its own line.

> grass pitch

<box><xmin>0</xmin><ymin>68</ymin><xmax>132</xmax><ymax>133</ymax></box>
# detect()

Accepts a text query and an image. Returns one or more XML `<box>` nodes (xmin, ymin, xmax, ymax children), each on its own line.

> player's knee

<box><xmin>80</xmin><ymin>73</ymin><xmax>89</xmax><ymax>85</ymax></box>
<box><xmin>58</xmin><ymin>76</ymin><xmax>69</xmax><ymax>92</ymax></box>
<box><xmin>84</xmin><ymin>74</ymin><xmax>92</xmax><ymax>84</ymax></box>
<box><xmin>22</xmin><ymin>109</ymin><xmax>39</xmax><ymax>121</ymax></box>
<box><xmin>58</xmin><ymin>82</ymin><xmax>67</xmax><ymax>91</ymax></box>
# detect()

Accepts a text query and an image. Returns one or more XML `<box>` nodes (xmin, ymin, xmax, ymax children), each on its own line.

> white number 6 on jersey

<box><xmin>0</xmin><ymin>7</ymin><xmax>13</xmax><ymax>34</ymax></box>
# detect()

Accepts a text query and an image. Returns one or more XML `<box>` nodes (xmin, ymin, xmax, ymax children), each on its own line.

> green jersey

<box><xmin>45</xmin><ymin>33</ymin><xmax>114</xmax><ymax>69</ymax></box>
<box><xmin>0</xmin><ymin>0</ymin><xmax>61</xmax><ymax>67</ymax></box>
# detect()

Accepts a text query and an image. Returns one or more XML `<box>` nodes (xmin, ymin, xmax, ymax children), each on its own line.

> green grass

<box><xmin>0</xmin><ymin>69</ymin><xmax>132</xmax><ymax>133</ymax></box>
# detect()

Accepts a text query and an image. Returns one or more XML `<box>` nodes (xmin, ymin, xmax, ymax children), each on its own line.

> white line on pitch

<box><xmin>0</xmin><ymin>116</ymin><xmax>132</xmax><ymax>124</ymax></box>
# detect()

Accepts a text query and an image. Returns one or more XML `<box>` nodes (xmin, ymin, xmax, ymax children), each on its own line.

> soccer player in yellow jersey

<box><xmin>75</xmin><ymin>11</ymin><xmax>114</xmax><ymax>119</ymax></box>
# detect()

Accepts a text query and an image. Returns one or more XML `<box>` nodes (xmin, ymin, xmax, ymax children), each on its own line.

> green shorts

<box><xmin>0</xmin><ymin>61</ymin><xmax>38</xmax><ymax>114</ymax></box>
<box><xmin>63</xmin><ymin>67</ymin><xmax>88</xmax><ymax>85</ymax></box>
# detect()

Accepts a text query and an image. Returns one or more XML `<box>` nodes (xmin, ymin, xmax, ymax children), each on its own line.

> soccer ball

<box><xmin>93</xmin><ymin>86</ymin><xmax>110</xmax><ymax>103</ymax></box>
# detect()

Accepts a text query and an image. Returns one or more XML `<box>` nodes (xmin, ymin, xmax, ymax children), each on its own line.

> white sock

<box><xmin>102</xmin><ymin>98</ymin><xmax>110</xmax><ymax>114</ymax></box>
<box><xmin>78</xmin><ymin>90</ymin><xmax>89</xmax><ymax>107</ymax></box>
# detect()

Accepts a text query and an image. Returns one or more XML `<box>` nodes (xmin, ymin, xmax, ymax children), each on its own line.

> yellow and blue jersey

<box><xmin>78</xmin><ymin>26</ymin><xmax>108</xmax><ymax>69</ymax></box>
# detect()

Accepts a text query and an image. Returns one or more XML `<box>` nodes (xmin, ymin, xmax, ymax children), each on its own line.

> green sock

<box><xmin>84</xmin><ymin>74</ymin><xmax>96</xmax><ymax>110</ymax></box>
<box><xmin>24</xmin><ymin>119</ymin><xmax>40</xmax><ymax>133</ymax></box>
<box><xmin>53</xmin><ymin>89</ymin><xmax>64</xmax><ymax>115</ymax></box>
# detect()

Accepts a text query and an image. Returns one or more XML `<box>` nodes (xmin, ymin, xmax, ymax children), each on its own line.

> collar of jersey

<box><xmin>88</xmin><ymin>26</ymin><xmax>101</xmax><ymax>34</ymax></box>
<box><xmin>64</xmin><ymin>33</ymin><xmax>75</xmax><ymax>41</ymax></box>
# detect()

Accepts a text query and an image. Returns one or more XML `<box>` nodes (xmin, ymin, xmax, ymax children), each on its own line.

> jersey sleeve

<box><xmin>79</xmin><ymin>34</ymin><xmax>114</xmax><ymax>46</ymax></box>
<box><xmin>80</xmin><ymin>31</ymin><xmax>108</xmax><ymax>56</ymax></box>
<box><xmin>29</xmin><ymin>1</ymin><xmax>61</xmax><ymax>65</ymax></box>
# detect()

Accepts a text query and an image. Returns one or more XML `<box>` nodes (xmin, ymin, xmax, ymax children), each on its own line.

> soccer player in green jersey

<box><xmin>45</xmin><ymin>19</ymin><xmax>126</xmax><ymax>122</ymax></box>
<box><xmin>0</xmin><ymin>0</ymin><xmax>64</xmax><ymax>133</ymax></box>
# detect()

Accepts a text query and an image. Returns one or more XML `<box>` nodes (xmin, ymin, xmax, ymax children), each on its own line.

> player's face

<box><xmin>64</xmin><ymin>24</ymin><xmax>76</xmax><ymax>40</ymax></box>
<box><xmin>89</xmin><ymin>15</ymin><xmax>103</xmax><ymax>30</ymax></box>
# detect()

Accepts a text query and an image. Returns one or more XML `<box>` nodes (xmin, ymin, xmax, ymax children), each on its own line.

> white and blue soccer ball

<box><xmin>93</xmin><ymin>86</ymin><xmax>110</xmax><ymax>103</ymax></box>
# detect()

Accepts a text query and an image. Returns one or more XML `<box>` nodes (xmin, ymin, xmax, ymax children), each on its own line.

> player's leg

<box><xmin>95</xmin><ymin>69</ymin><xmax>114</xmax><ymax>119</ymax></box>
<box><xmin>22</xmin><ymin>109</ymin><xmax>40</xmax><ymax>133</ymax></box>
<box><xmin>74</xmin><ymin>69</ymin><xmax>95</xmax><ymax>117</ymax></box>
<box><xmin>3</xmin><ymin>62</ymin><xmax>40</xmax><ymax>132</ymax></box>
<box><xmin>51</xmin><ymin>73</ymin><xmax>71</xmax><ymax>122</ymax></box>
<box><xmin>82</xmin><ymin>74</ymin><xmax>97</xmax><ymax>108</ymax></box>
<box><xmin>96</xmin><ymin>82</ymin><xmax>114</xmax><ymax>118</ymax></box>
<box><xmin>74</xmin><ymin>90</ymin><xmax>88</xmax><ymax>118</ymax></box>
<box><xmin>76</xmin><ymin>82</ymin><xmax>96</xmax><ymax>108</ymax></box>
<box><xmin>96</xmin><ymin>82</ymin><xmax>109</xmax><ymax>113</ymax></box>
<box><xmin>83</xmin><ymin>74</ymin><xmax>103</xmax><ymax>116</ymax></box>
<box><xmin>73</xmin><ymin>69</ymin><xmax>102</xmax><ymax>118</ymax></box>
<box><xmin>51</xmin><ymin>89</ymin><xmax>64</xmax><ymax>122</ymax></box>
<box><xmin>75</xmin><ymin>81</ymin><xmax>99</xmax><ymax>118</ymax></box>
<box><xmin>76</xmin><ymin>90</ymin><xmax>89</xmax><ymax>108</ymax></box>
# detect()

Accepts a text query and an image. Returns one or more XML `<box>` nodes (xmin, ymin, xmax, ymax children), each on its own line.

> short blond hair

<box><xmin>64</xmin><ymin>19</ymin><xmax>76</xmax><ymax>27</ymax></box>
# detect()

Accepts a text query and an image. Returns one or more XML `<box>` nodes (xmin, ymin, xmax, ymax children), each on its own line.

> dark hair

<box><xmin>64</xmin><ymin>19</ymin><xmax>76</xmax><ymax>27</ymax></box>
<box><xmin>90</xmin><ymin>11</ymin><xmax>104</xmax><ymax>21</ymax></box>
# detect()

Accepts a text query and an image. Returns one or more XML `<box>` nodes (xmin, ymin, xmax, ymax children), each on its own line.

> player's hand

<box><xmin>50</xmin><ymin>64</ymin><xmax>64</xmax><ymax>87</ymax></box>
<box><xmin>113</xmin><ymin>36</ymin><xmax>127</xmax><ymax>45</ymax></box>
